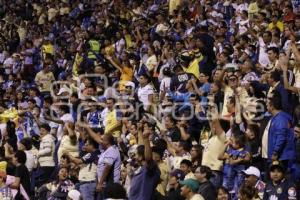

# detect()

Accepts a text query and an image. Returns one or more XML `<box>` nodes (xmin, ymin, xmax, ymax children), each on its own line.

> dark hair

<box><xmin>105</xmin><ymin>134</ymin><xmax>115</xmax><ymax>145</ymax></box>
<box><xmin>178</xmin><ymin>141</ymin><xmax>191</xmax><ymax>152</ymax></box>
<box><xmin>270</xmin><ymin>70</ymin><xmax>281</xmax><ymax>82</ymax></box>
<box><xmin>15</xmin><ymin>150</ymin><xmax>27</xmax><ymax>164</ymax></box>
<box><xmin>247</xmin><ymin>124</ymin><xmax>260</xmax><ymax>138</ymax></box>
<box><xmin>233</xmin><ymin>132</ymin><xmax>247</xmax><ymax>148</ymax></box>
<box><xmin>218</xmin><ymin>186</ymin><xmax>230</xmax><ymax>198</ymax></box>
<box><xmin>71</xmin><ymin>93</ymin><xmax>78</xmax><ymax>98</ymax></box>
<box><xmin>152</xmin><ymin>145</ymin><xmax>164</xmax><ymax>159</ymax></box>
<box><xmin>191</xmin><ymin>144</ymin><xmax>203</xmax><ymax>165</ymax></box>
<box><xmin>238</xmin><ymin>184</ymin><xmax>259</xmax><ymax>199</ymax></box>
<box><xmin>0</xmin><ymin>146</ymin><xmax>5</xmax><ymax>158</ymax></box>
<box><xmin>28</xmin><ymin>98</ymin><xmax>36</xmax><ymax>104</ymax></box>
<box><xmin>228</xmin><ymin>96</ymin><xmax>236</xmax><ymax>105</ymax></box>
<box><xmin>104</xmin><ymin>183</ymin><xmax>127</xmax><ymax>199</ymax></box>
<box><xmin>85</xmin><ymin>137</ymin><xmax>99</xmax><ymax>149</ymax></box>
<box><xmin>40</xmin><ymin>123</ymin><xmax>51</xmax><ymax>132</ymax></box>
<box><xmin>60</xmin><ymin>105</ymin><xmax>70</xmax><ymax>114</ymax></box>
<box><xmin>264</xmin><ymin>31</ymin><xmax>272</xmax><ymax>37</ymax></box>
<box><xmin>137</xmin><ymin>145</ymin><xmax>145</xmax><ymax>160</ymax></box>
<box><xmin>267</xmin><ymin>47</ymin><xmax>279</xmax><ymax>56</ymax></box>
<box><xmin>180</xmin><ymin>159</ymin><xmax>192</xmax><ymax>167</ymax></box>
<box><xmin>106</xmin><ymin>98</ymin><xmax>116</xmax><ymax>104</ymax></box>
<box><xmin>19</xmin><ymin>138</ymin><xmax>32</xmax><ymax>150</ymax></box>
<box><xmin>200</xmin><ymin>165</ymin><xmax>213</xmax><ymax>179</ymax></box>
<box><xmin>269</xmin><ymin>91</ymin><xmax>282</xmax><ymax>110</ymax></box>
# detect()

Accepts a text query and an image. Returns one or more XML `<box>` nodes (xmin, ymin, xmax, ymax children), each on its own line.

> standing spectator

<box><xmin>83</xmin><ymin>126</ymin><xmax>121</xmax><ymax>200</ymax></box>
<box><xmin>219</xmin><ymin>133</ymin><xmax>251</xmax><ymax>194</ymax></box>
<box><xmin>34</xmin><ymin>124</ymin><xmax>56</xmax><ymax>188</ymax></box>
<box><xmin>128</xmin><ymin>127</ymin><xmax>160</xmax><ymax>200</ymax></box>
<box><xmin>9</xmin><ymin>150</ymin><xmax>31</xmax><ymax>200</ymax></box>
<box><xmin>137</xmin><ymin>73</ymin><xmax>155</xmax><ymax>113</ymax></box>
<box><xmin>18</xmin><ymin>138</ymin><xmax>36</xmax><ymax>173</ymax></box>
<box><xmin>67</xmin><ymin>137</ymin><xmax>100</xmax><ymax>200</ymax></box>
<box><xmin>262</xmin><ymin>92</ymin><xmax>295</xmax><ymax>170</ymax></box>
<box><xmin>34</xmin><ymin>58</ymin><xmax>55</xmax><ymax>97</ymax></box>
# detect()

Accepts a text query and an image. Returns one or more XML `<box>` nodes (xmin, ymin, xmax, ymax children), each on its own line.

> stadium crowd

<box><xmin>0</xmin><ymin>0</ymin><xmax>300</xmax><ymax>200</ymax></box>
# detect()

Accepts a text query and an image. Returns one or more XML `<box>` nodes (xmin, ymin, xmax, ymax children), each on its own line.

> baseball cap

<box><xmin>170</xmin><ymin>169</ymin><xmax>185</xmax><ymax>181</ymax></box>
<box><xmin>179</xmin><ymin>178</ymin><xmax>199</xmax><ymax>192</ymax></box>
<box><xmin>125</xmin><ymin>81</ymin><xmax>135</xmax><ymax>90</ymax></box>
<box><xmin>242</xmin><ymin>166</ymin><xmax>261</xmax><ymax>178</ymax></box>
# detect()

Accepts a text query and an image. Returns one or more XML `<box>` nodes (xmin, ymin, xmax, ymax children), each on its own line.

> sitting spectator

<box><xmin>263</xmin><ymin>161</ymin><xmax>297</xmax><ymax>200</ymax></box>
<box><xmin>242</xmin><ymin>166</ymin><xmax>265</xmax><ymax>199</ymax></box>
<box><xmin>217</xmin><ymin>186</ymin><xmax>230</xmax><ymax>200</ymax></box>
<box><xmin>179</xmin><ymin>178</ymin><xmax>204</xmax><ymax>200</ymax></box>
<box><xmin>166</xmin><ymin>169</ymin><xmax>185</xmax><ymax>200</ymax></box>
<box><xmin>195</xmin><ymin>165</ymin><xmax>216</xmax><ymax>200</ymax></box>
<box><xmin>37</xmin><ymin>167</ymin><xmax>74</xmax><ymax>200</ymax></box>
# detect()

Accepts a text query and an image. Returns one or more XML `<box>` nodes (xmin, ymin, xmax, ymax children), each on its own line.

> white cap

<box><xmin>125</xmin><ymin>81</ymin><xmax>135</xmax><ymax>89</ymax></box>
<box><xmin>68</xmin><ymin>190</ymin><xmax>81</xmax><ymax>200</ymax></box>
<box><xmin>242</xmin><ymin>166</ymin><xmax>260</xmax><ymax>178</ymax></box>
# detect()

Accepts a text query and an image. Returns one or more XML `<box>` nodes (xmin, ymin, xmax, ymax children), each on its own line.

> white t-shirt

<box><xmin>262</xmin><ymin>120</ymin><xmax>271</xmax><ymax>159</ymax></box>
<box><xmin>190</xmin><ymin>194</ymin><xmax>204</xmax><ymax>200</ymax></box>
<box><xmin>202</xmin><ymin>132</ymin><xmax>226</xmax><ymax>171</ymax></box>
<box><xmin>57</xmin><ymin>113</ymin><xmax>74</xmax><ymax>141</ymax></box>
<box><xmin>138</xmin><ymin>84</ymin><xmax>154</xmax><ymax>110</ymax></box>
<box><xmin>159</xmin><ymin>77</ymin><xmax>171</xmax><ymax>94</ymax></box>
<box><xmin>25</xmin><ymin>150</ymin><xmax>36</xmax><ymax>172</ymax></box>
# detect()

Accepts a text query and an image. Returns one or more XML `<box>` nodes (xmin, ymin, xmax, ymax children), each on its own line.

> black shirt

<box><xmin>15</xmin><ymin>164</ymin><xmax>31</xmax><ymax>198</ymax></box>
<box><xmin>198</xmin><ymin>181</ymin><xmax>217</xmax><ymax>200</ymax></box>
<box><xmin>166</xmin><ymin>187</ymin><xmax>184</xmax><ymax>200</ymax></box>
<box><xmin>170</xmin><ymin>72</ymin><xmax>195</xmax><ymax>93</ymax></box>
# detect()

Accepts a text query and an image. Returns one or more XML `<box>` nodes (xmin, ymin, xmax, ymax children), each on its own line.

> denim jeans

<box><xmin>80</xmin><ymin>182</ymin><xmax>97</xmax><ymax>200</ymax></box>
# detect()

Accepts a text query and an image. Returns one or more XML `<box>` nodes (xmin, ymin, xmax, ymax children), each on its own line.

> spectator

<box><xmin>237</xmin><ymin>184</ymin><xmax>259</xmax><ymax>200</ymax></box>
<box><xmin>217</xmin><ymin>186</ymin><xmax>231</xmax><ymax>200</ymax></box>
<box><xmin>166</xmin><ymin>169</ymin><xmax>185</xmax><ymax>200</ymax></box>
<box><xmin>67</xmin><ymin>137</ymin><xmax>100</xmax><ymax>200</ymax></box>
<box><xmin>179</xmin><ymin>178</ymin><xmax>204</xmax><ymax>200</ymax></box>
<box><xmin>219</xmin><ymin>133</ymin><xmax>251</xmax><ymax>194</ymax></box>
<box><xmin>243</xmin><ymin>166</ymin><xmax>266</xmax><ymax>199</ymax></box>
<box><xmin>34</xmin><ymin>124</ymin><xmax>55</xmax><ymax>188</ymax></box>
<box><xmin>128</xmin><ymin>128</ymin><xmax>160</xmax><ymax>200</ymax></box>
<box><xmin>195</xmin><ymin>165</ymin><xmax>216</xmax><ymax>200</ymax></box>
<box><xmin>262</xmin><ymin>92</ymin><xmax>295</xmax><ymax>169</ymax></box>
<box><xmin>9</xmin><ymin>150</ymin><xmax>31</xmax><ymax>199</ymax></box>
<box><xmin>263</xmin><ymin>161</ymin><xmax>297</xmax><ymax>200</ymax></box>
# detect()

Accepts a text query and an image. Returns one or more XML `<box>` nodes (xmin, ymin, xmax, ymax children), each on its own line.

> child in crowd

<box><xmin>219</xmin><ymin>133</ymin><xmax>251</xmax><ymax>196</ymax></box>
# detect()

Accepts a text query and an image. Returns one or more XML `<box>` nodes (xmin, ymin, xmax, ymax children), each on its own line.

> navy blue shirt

<box><xmin>129</xmin><ymin>163</ymin><xmax>160</xmax><ymax>200</ymax></box>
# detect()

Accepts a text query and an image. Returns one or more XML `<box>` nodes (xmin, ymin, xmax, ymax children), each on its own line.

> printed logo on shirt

<box><xmin>288</xmin><ymin>187</ymin><xmax>297</xmax><ymax>198</ymax></box>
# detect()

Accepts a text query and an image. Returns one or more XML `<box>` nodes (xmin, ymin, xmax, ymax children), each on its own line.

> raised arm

<box><xmin>105</xmin><ymin>55</ymin><xmax>123</xmax><ymax>72</ymax></box>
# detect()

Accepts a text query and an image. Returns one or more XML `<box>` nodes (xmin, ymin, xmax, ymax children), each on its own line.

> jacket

<box><xmin>268</xmin><ymin>111</ymin><xmax>295</xmax><ymax>161</ymax></box>
<box><xmin>38</xmin><ymin>134</ymin><xmax>55</xmax><ymax>167</ymax></box>
<box><xmin>263</xmin><ymin>179</ymin><xmax>297</xmax><ymax>200</ymax></box>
